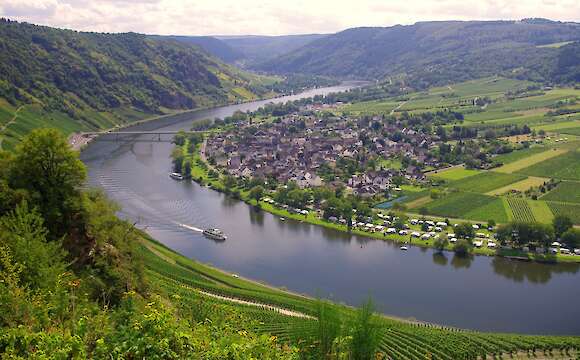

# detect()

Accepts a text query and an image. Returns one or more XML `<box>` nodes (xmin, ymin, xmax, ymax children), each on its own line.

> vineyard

<box><xmin>547</xmin><ymin>202</ymin><xmax>580</xmax><ymax>224</ymax></box>
<box><xmin>142</xmin><ymin>236</ymin><xmax>580</xmax><ymax>359</ymax></box>
<box><xmin>507</xmin><ymin>197</ymin><xmax>536</xmax><ymax>222</ymax></box>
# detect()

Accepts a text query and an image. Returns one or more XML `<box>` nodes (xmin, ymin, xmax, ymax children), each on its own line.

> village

<box><xmin>204</xmin><ymin>109</ymin><xmax>445</xmax><ymax>198</ymax></box>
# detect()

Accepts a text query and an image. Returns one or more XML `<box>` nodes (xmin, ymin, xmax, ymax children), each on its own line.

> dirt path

<box><xmin>0</xmin><ymin>105</ymin><xmax>25</xmax><ymax>148</ymax></box>
<box><xmin>169</xmin><ymin>278</ymin><xmax>315</xmax><ymax>319</ymax></box>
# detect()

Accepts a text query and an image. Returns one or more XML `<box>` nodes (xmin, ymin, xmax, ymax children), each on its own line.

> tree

<box><xmin>434</xmin><ymin>237</ymin><xmax>449</xmax><ymax>252</ymax></box>
<box><xmin>248</xmin><ymin>185</ymin><xmax>264</xmax><ymax>204</ymax></box>
<box><xmin>349</xmin><ymin>299</ymin><xmax>382</xmax><ymax>360</ymax></box>
<box><xmin>487</xmin><ymin>219</ymin><xmax>496</xmax><ymax>229</ymax></box>
<box><xmin>553</xmin><ymin>215</ymin><xmax>573</xmax><ymax>238</ymax></box>
<box><xmin>561</xmin><ymin>229</ymin><xmax>580</xmax><ymax>249</ymax></box>
<box><xmin>171</xmin><ymin>147</ymin><xmax>184</xmax><ymax>173</ymax></box>
<box><xmin>453</xmin><ymin>239</ymin><xmax>472</xmax><ymax>256</ymax></box>
<box><xmin>0</xmin><ymin>201</ymin><xmax>66</xmax><ymax>291</ymax></box>
<box><xmin>10</xmin><ymin>129</ymin><xmax>86</xmax><ymax>238</ymax></box>
<box><xmin>455</xmin><ymin>223</ymin><xmax>475</xmax><ymax>240</ymax></box>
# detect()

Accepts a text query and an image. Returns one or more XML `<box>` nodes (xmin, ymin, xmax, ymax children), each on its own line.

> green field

<box><xmin>494</xmin><ymin>148</ymin><xmax>567</xmax><ymax>173</ymax></box>
<box><xmin>541</xmin><ymin>181</ymin><xmax>580</xmax><ymax>204</ymax></box>
<box><xmin>342</xmin><ymin>99</ymin><xmax>399</xmax><ymax>114</ymax></box>
<box><xmin>547</xmin><ymin>202</ymin><xmax>580</xmax><ymax>224</ymax></box>
<box><xmin>527</xmin><ymin>200</ymin><xmax>554</xmax><ymax>223</ymax></box>
<box><xmin>558</xmin><ymin>126</ymin><xmax>580</xmax><ymax>136</ymax></box>
<box><xmin>428</xmin><ymin>167</ymin><xmax>481</xmax><ymax>181</ymax></box>
<box><xmin>423</xmin><ymin>192</ymin><xmax>509</xmax><ymax>222</ymax></box>
<box><xmin>517</xmin><ymin>150</ymin><xmax>580</xmax><ymax>181</ymax></box>
<box><xmin>448</xmin><ymin>171</ymin><xmax>526</xmax><ymax>193</ymax></box>
<box><xmin>491</xmin><ymin>147</ymin><xmax>547</xmax><ymax>166</ymax></box>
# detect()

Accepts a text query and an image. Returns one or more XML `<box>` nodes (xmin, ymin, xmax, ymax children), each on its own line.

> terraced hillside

<box><xmin>142</xmin><ymin>236</ymin><xmax>580</xmax><ymax>359</ymax></box>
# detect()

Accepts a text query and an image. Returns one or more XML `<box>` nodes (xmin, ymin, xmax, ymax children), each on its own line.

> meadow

<box><xmin>491</xmin><ymin>146</ymin><xmax>547</xmax><ymax>166</ymax></box>
<box><xmin>428</xmin><ymin>167</ymin><xmax>480</xmax><ymax>181</ymax></box>
<box><xmin>448</xmin><ymin>171</ymin><xmax>526</xmax><ymax>193</ymax></box>
<box><xmin>541</xmin><ymin>181</ymin><xmax>580</xmax><ymax>204</ymax></box>
<box><xmin>517</xmin><ymin>150</ymin><xmax>580</xmax><ymax>181</ymax></box>
<box><xmin>423</xmin><ymin>192</ymin><xmax>509</xmax><ymax>222</ymax></box>
<box><xmin>494</xmin><ymin>148</ymin><xmax>567</xmax><ymax>173</ymax></box>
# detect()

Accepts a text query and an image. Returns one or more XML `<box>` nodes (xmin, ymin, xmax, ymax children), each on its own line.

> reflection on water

<box><xmin>492</xmin><ymin>257</ymin><xmax>580</xmax><ymax>284</ymax></box>
<box><xmin>248</xmin><ymin>206</ymin><xmax>264</xmax><ymax>226</ymax></box>
<box><xmin>451</xmin><ymin>254</ymin><xmax>473</xmax><ymax>269</ymax></box>
<box><xmin>432</xmin><ymin>252</ymin><xmax>448</xmax><ymax>267</ymax></box>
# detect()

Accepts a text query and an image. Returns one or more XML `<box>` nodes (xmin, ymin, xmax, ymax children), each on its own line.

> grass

<box><xmin>423</xmin><ymin>192</ymin><xmax>509</xmax><ymax>222</ymax></box>
<box><xmin>546</xmin><ymin>202</ymin><xmax>580</xmax><ymax>225</ymax></box>
<box><xmin>494</xmin><ymin>148</ymin><xmax>567</xmax><ymax>173</ymax></box>
<box><xmin>541</xmin><ymin>181</ymin><xmax>580</xmax><ymax>204</ymax></box>
<box><xmin>428</xmin><ymin>167</ymin><xmax>481</xmax><ymax>181</ymax></box>
<box><xmin>448</xmin><ymin>171</ymin><xmax>526</xmax><ymax>193</ymax></box>
<box><xmin>487</xmin><ymin>176</ymin><xmax>548</xmax><ymax>195</ymax></box>
<box><xmin>558</xmin><ymin>126</ymin><xmax>580</xmax><ymax>136</ymax></box>
<box><xmin>527</xmin><ymin>200</ymin><xmax>554</xmax><ymax>224</ymax></box>
<box><xmin>532</xmin><ymin>119</ymin><xmax>580</xmax><ymax>132</ymax></box>
<box><xmin>517</xmin><ymin>150</ymin><xmax>580</xmax><ymax>181</ymax></box>
<box><xmin>491</xmin><ymin>147</ymin><xmax>547</xmax><ymax>166</ymax></box>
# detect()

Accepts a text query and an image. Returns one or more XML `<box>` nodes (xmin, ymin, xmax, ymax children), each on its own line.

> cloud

<box><xmin>0</xmin><ymin>0</ymin><xmax>578</xmax><ymax>36</ymax></box>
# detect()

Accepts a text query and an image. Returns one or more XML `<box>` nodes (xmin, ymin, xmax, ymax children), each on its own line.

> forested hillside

<box><xmin>257</xmin><ymin>19</ymin><xmax>580</xmax><ymax>87</ymax></box>
<box><xmin>0</xmin><ymin>19</ymin><xmax>278</xmax><ymax>149</ymax></box>
<box><xmin>150</xmin><ymin>35</ymin><xmax>244</xmax><ymax>63</ymax></box>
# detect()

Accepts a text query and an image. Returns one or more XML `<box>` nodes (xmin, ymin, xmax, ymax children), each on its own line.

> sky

<box><xmin>1</xmin><ymin>0</ymin><xmax>579</xmax><ymax>36</ymax></box>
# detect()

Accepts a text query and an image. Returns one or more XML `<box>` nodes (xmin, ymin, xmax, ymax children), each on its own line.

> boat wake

<box><xmin>175</xmin><ymin>222</ymin><xmax>204</xmax><ymax>233</ymax></box>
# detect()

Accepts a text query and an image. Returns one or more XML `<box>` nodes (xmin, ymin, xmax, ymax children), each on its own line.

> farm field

<box><xmin>506</xmin><ymin>197</ymin><xmax>536</xmax><ymax>222</ymax></box>
<box><xmin>495</xmin><ymin>148</ymin><xmax>567</xmax><ymax>173</ymax></box>
<box><xmin>423</xmin><ymin>192</ymin><xmax>509</xmax><ymax>222</ymax></box>
<box><xmin>541</xmin><ymin>181</ymin><xmax>580</xmax><ymax>204</ymax></box>
<box><xmin>342</xmin><ymin>99</ymin><xmax>399</xmax><ymax>114</ymax></box>
<box><xmin>547</xmin><ymin>202</ymin><xmax>580</xmax><ymax>224</ymax></box>
<box><xmin>487</xmin><ymin>176</ymin><xmax>548</xmax><ymax>195</ymax></box>
<box><xmin>531</xmin><ymin>118</ymin><xmax>580</xmax><ymax>132</ymax></box>
<box><xmin>517</xmin><ymin>150</ymin><xmax>580</xmax><ymax>181</ymax></box>
<box><xmin>491</xmin><ymin>147</ymin><xmax>547</xmax><ymax>166</ymax></box>
<box><xmin>448</xmin><ymin>171</ymin><xmax>526</xmax><ymax>193</ymax></box>
<box><xmin>527</xmin><ymin>200</ymin><xmax>555</xmax><ymax>223</ymax></box>
<box><xmin>558</xmin><ymin>127</ymin><xmax>580</xmax><ymax>136</ymax></box>
<box><xmin>428</xmin><ymin>166</ymin><xmax>481</xmax><ymax>181</ymax></box>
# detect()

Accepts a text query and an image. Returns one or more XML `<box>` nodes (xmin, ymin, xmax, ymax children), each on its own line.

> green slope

<box><xmin>0</xmin><ymin>19</ymin><xmax>279</xmax><ymax>149</ymax></box>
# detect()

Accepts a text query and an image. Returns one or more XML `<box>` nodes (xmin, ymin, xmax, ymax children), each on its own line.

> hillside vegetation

<box><xmin>0</xmin><ymin>19</ymin><xmax>279</xmax><ymax>149</ymax></box>
<box><xmin>257</xmin><ymin>19</ymin><xmax>580</xmax><ymax>86</ymax></box>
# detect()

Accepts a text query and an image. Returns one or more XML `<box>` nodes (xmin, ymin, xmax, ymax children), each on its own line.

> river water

<box><xmin>81</xmin><ymin>83</ymin><xmax>580</xmax><ymax>335</ymax></box>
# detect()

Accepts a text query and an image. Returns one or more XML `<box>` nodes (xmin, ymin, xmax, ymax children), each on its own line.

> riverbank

<box><xmin>186</xmin><ymin>144</ymin><xmax>580</xmax><ymax>264</ymax></box>
<box><xmin>141</xmin><ymin>229</ymin><xmax>580</xmax><ymax>356</ymax></box>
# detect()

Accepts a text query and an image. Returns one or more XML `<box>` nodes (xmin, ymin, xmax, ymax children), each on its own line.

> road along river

<box><xmin>81</xmin><ymin>83</ymin><xmax>580</xmax><ymax>335</ymax></box>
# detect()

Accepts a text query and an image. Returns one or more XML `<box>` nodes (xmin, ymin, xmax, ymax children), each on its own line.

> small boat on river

<box><xmin>170</xmin><ymin>172</ymin><xmax>184</xmax><ymax>181</ymax></box>
<box><xmin>400</xmin><ymin>245</ymin><xmax>408</xmax><ymax>251</ymax></box>
<box><xmin>203</xmin><ymin>228</ymin><xmax>227</xmax><ymax>241</ymax></box>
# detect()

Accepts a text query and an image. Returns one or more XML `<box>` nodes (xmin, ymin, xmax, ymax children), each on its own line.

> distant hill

<box><xmin>256</xmin><ymin>20</ymin><xmax>580</xmax><ymax>86</ymax></box>
<box><xmin>149</xmin><ymin>35</ymin><xmax>244</xmax><ymax>63</ymax></box>
<box><xmin>0</xmin><ymin>19</ymin><xmax>278</xmax><ymax>149</ymax></box>
<box><xmin>217</xmin><ymin>34</ymin><xmax>326</xmax><ymax>66</ymax></box>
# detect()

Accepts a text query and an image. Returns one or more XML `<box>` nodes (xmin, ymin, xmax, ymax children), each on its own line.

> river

<box><xmin>81</xmin><ymin>83</ymin><xmax>580</xmax><ymax>336</ymax></box>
